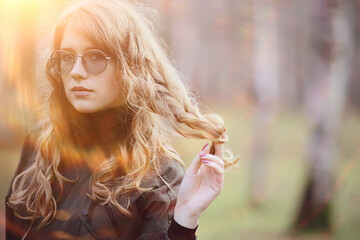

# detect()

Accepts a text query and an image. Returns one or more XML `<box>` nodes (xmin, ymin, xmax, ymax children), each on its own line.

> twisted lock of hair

<box><xmin>123</xmin><ymin>22</ymin><xmax>229</xmax><ymax>152</ymax></box>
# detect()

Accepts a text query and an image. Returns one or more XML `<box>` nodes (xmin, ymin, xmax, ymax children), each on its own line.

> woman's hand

<box><xmin>174</xmin><ymin>142</ymin><xmax>225</xmax><ymax>229</ymax></box>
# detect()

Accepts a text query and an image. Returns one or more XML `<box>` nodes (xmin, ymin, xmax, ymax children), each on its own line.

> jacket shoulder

<box><xmin>6</xmin><ymin>126</ymin><xmax>41</xmax><ymax>197</ymax></box>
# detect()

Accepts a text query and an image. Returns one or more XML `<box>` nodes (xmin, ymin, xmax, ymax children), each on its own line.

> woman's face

<box><xmin>60</xmin><ymin>25</ymin><xmax>125</xmax><ymax>113</ymax></box>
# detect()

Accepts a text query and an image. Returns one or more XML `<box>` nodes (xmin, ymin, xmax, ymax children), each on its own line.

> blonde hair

<box><xmin>9</xmin><ymin>0</ymin><xmax>236</xmax><ymax>228</ymax></box>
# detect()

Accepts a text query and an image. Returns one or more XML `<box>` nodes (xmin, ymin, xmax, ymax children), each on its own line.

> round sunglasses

<box><xmin>50</xmin><ymin>49</ymin><xmax>111</xmax><ymax>75</ymax></box>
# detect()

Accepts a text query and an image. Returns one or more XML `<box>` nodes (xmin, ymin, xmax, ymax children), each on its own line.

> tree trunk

<box><xmin>292</xmin><ymin>0</ymin><xmax>356</xmax><ymax>233</ymax></box>
<box><xmin>248</xmin><ymin>0</ymin><xmax>280</xmax><ymax>206</ymax></box>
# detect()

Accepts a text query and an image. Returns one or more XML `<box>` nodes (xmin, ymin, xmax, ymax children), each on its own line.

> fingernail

<box><xmin>201</xmin><ymin>143</ymin><xmax>209</xmax><ymax>151</ymax></box>
<box><xmin>202</xmin><ymin>160</ymin><xmax>210</xmax><ymax>165</ymax></box>
<box><xmin>199</xmin><ymin>153</ymin><xmax>207</xmax><ymax>158</ymax></box>
<box><xmin>224</xmin><ymin>128</ymin><xmax>226</xmax><ymax>133</ymax></box>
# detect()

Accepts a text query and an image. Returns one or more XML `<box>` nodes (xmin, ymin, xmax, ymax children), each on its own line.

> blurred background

<box><xmin>0</xmin><ymin>0</ymin><xmax>359</xmax><ymax>239</ymax></box>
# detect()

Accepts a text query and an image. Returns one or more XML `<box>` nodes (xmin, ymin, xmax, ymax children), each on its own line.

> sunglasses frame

<box><xmin>50</xmin><ymin>49</ymin><xmax>111</xmax><ymax>75</ymax></box>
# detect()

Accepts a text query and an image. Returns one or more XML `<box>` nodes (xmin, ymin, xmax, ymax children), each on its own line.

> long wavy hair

<box><xmin>8</xmin><ymin>0</ymin><xmax>236</xmax><ymax>228</ymax></box>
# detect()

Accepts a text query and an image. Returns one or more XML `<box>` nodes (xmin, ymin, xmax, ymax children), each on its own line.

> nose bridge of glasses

<box><xmin>71</xmin><ymin>55</ymin><xmax>87</xmax><ymax>74</ymax></box>
<box><xmin>74</xmin><ymin>55</ymin><xmax>85</xmax><ymax>62</ymax></box>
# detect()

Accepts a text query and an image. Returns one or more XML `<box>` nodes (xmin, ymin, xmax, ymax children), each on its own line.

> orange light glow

<box><xmin>0</xmin><ymin>0</ymin><xmax>57</xmax><ymax>137</ymax></box>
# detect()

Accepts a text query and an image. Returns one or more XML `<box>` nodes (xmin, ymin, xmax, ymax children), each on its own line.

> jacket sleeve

<box><xmin>167</xmin><ymin>217</ymin><xmax>198</xmax><ymax>240</ymax></box>
<box><xmin>5</xmin><ymin>133</ymin><xmax>37</xmax><ymax>240</ymax></box>
<box><xmin>135</xmin><ymin>159</ymin><xmax>197</xmax><ymax>240</ymax></box>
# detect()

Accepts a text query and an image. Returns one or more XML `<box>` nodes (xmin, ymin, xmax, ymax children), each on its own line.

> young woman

<box><xmin>5</xmin><ymin>0</ymin><xmax>236</xmax><ymax>239</ymax></box>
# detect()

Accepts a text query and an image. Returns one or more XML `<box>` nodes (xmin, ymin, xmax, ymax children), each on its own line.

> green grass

<box><xmin>1</xmin><ymin>108</ymin><xmax>359</xmax><ymax>240</ymax></box>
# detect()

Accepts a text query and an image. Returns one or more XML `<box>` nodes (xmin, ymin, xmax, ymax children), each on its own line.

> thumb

<box><xmin>188</xmin><ymin>142</ymin><xmax>211</xmax><ymax>174</ymax></box>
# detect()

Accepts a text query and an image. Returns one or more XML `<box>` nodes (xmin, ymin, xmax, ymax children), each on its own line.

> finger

<box><xmin>202</xmin><ymin>160</ymin><xmax>224</xmax><ymax>176</ymax></box>
<box><xmin>198</xmin><ymin>154</ymin><xmax>224</xmax><ymax>168</ymax></box>
<box><xmin>202</xmin><ymin>161</ymin><xmax>224</xmax><ymax>187</ymax></box>
<box><xmin>187</xmin><ymin>143</ymin><xmax>210</xmax><ymax>175</ymax></box>
<box><xmin>214</xmin><ymin>142</ymin><xmax>224</xmax><ymax>159</ymax></box>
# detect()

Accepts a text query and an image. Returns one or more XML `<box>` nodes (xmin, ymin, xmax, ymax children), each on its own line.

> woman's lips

<box><xmin>71</xmin><ymin>86</ymin><xmax>93</xmax><ymax>96</ymax></box>
<box><xmin>72</xmin><ymin>90</ymin><xmax>92</xmax><ymax>96</ymax></box>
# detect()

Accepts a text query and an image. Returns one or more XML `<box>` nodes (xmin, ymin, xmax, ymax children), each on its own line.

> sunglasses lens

<box><xmin>50</xmin><ymin>50</ymin><xmax>109</xmax><ymax>75</ymax></box>
<box><xmin>51</xmin><ymin>51</ymin><xmax>73</xmax><ymax>74</ymax></box>
<box><xmin>83</xmin><ymin>51</ymin><xmax>108</xmax><ymax>74</ymax></box>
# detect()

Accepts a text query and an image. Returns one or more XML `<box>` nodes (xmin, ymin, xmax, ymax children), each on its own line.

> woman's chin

<box><xmin>70</xmin><ymin>101</ymin><xmax>122</xmax><ymax>114</ymax></box>
<box><xmin>71</xmin><ymin>103</ymin><xmax>100</xmax><ymax>113</ymax></box>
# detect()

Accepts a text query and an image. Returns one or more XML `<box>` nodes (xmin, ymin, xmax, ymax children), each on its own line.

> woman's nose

<box><xmin>70</xmin><ymin>56</ymin><xmax>88</xmax><ymax>79</ymax></box>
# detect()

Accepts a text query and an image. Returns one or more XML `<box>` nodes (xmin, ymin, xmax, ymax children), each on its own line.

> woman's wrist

<box><xmin>174</xmin><ymin>205</ymin><xmax>200</xmax><ymax>229</ymax></box>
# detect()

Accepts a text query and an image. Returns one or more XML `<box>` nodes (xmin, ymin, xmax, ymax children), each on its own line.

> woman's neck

<box><xmin>68</xmin><ymin>104</ymin><xmax>134</xmax><ymax>149</ymax></box>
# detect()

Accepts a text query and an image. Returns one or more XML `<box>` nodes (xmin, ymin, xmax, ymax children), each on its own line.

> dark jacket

<box><xmin>5</xmin><ymin>108</ymin><xmax>197</xmax><ymax>240</ymax></box>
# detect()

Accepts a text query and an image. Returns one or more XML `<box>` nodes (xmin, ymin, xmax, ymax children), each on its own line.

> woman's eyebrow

<box><xmin>59</xmin><ymin>47</ymin><xmax>98</xmax><ymax>52</ymax></box>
